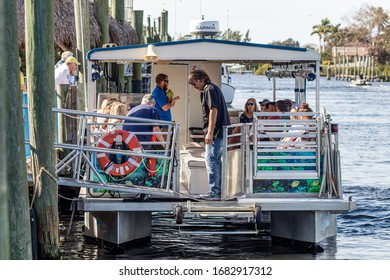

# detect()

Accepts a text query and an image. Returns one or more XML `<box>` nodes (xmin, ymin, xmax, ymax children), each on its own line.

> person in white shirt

<box><xmin>55</xmin><ymin>51</ymin><xmax>73</xmax><ymax>69</ymax></box>
<box><xmin>54</xmin><ymin>56</ymin><xmax>80</xmax><ymax>86</ymax></box>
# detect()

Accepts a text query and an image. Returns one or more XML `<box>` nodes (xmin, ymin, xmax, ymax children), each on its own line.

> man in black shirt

<box><xmin>188</xmin><ymin>69</ymin><xmax>230</xmax><ymax>200</ymax></box>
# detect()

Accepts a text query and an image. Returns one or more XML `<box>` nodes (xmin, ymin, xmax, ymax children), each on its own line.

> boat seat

<box><xmin>189</xmin><ymin>127</ymin><xmax>204</xmax><ymax>143</ymax></box>
<box><xmin>182</xmin><ymin>141</ymin><xmax>204</xmax><ymax>150</ymax></box>
<box><xmin>180</xmin><ymin>148</ymin><xmax>208</xmax><ymax>194</ymax></box>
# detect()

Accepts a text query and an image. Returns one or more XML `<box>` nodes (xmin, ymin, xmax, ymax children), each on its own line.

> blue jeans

<box><xmin>205</xmin><ymin>136</ymin><xmax>223</xmax><ymax>195</ymax></box>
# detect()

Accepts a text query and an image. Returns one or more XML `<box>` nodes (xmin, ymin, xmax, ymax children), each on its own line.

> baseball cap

<box><xmin>66</xmin><ymin>56</ymin><xmax>81</xmax><ymax>65</ymax></box>
<box><xmin>259</xmin><ymin>99</ymin><xmax>270</xmax><ymax>105</ymax></box>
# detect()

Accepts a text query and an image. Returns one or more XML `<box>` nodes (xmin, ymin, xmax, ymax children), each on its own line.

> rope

<box><xmin>63</xmin><ymin>113</ymin><xmax>80</xmax><ymax>120</ymax></box>
<box><xmin>64</xmin><ymin>200</ymin><xmax>76</xmax><ymax>239</ymax></box>
<box><xmin>140</xmin><ymin>154</ymin><xmax>166</xmax><ymax>174</ymax></box>
<box><xmin>29</xmin><ymin>167</ymin><xmax>57</xmax><ymax>210</ymax></box>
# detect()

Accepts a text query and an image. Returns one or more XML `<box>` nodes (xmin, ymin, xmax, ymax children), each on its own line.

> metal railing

<box><xmin>25</xmin><ymin>107</ymin><xmax>180</xmax><ymax>196</ymax></box>
<box><xmin>252</xmin><ymin>111</ymin><xmax>321</xmax><ymax>180</ymax></box>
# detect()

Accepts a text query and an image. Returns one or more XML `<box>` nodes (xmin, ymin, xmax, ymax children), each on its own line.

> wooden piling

<box><xmin>112</xmin><ymin>0</ymin><xmax>125</xmax><ymax>91</ymax></box>
<box><xmin>56</xmin><ymin>85</ymin><xmax>77</xmax><ymax>163</ymax></box>
<box><xmin>93</xmin><ymin>0</ymin><xmax>109</xmax><ymax>93</ymax></box>
<box><xmin>74</xmin><ymin>0</ymin><xmax>90</xmax><ymax>111</ymax></box>
<box><xmin>326</xmin><ymin>62</ymin><xmax>331</xmax><ymax>80</ymax></box>
<box><xmin>131</xmin><ymin>10</ymin><xmax>144</xmax><ymax>93</ymax></box>
<box><xmin>25</xmin><ymin>0</ymin><xmax>60</xmax><ymax>259</ymax></box>
<box><xmin>7</xmin><ymin>0</ymin><xmax>32</xmax><ymax>260</ymax></box>
<box><xmin>0</xmin><ymin>0</ymin><xmax>10</xmax><ymax>260</ymax></box>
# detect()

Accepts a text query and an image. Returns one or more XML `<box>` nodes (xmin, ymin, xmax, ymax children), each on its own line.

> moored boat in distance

<box><xmin>221</xmin><ymin>63</ymin><xmax>235</xmax><ymax>104</ymax></box>
<box><xmin>350</xmin><ymin>78</ymin><xmax>371</xmax><ymax>86</ymax></box>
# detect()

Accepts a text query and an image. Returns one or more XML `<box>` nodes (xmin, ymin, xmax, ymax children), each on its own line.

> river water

<box><xmin>59</xmin><ymin>75</ymin><xmax>390</xmax><ymax>260</ymax></box>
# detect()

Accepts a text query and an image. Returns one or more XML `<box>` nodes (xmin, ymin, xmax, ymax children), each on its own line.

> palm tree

<box><xmin>242</xmin><ymin>30</ymin><xmax>251</xmax><ymax>42</ymax></box>
<box><xmin>326</xmin><ymin>23</ymin><xmax>342</xmax><ymax>58</ymax></box>
<box><xmin>220</xmin><ymin>28</ymin><xmax>242</xmax><ymax>41</ymax></box>
<box><xmin>372</xmin><ymin>7</ymin><xmax>390</xmax><ymax>36</ymax></box>
<box><xmin>311</xmin><ymin>18</ymin><xmax>332</xmax><ymax>53</ymax></box>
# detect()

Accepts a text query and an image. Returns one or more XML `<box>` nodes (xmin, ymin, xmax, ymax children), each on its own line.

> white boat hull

<box><xmin>351</xmin><ymin>79</ymin><xmax>371</xmax><ymax>86</ymax></box>
<box><xmin>221</xmin><ymin>82</ymin><xmax>235</xmax><ymax>104</ymax></box>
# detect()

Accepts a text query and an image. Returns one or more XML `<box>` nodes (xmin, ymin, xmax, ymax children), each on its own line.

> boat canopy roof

<box><xmin>87</xmin><ymin>39</ymin><xmax>320</xmax><ymax>64</ymax></box>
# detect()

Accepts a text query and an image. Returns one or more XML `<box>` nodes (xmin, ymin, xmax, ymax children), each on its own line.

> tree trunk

<box><xmin>112</xmin><ymin>0</ymin><xmax>125</xmax><ymax>92</ymax></box>
<box><xmin>0</xmin><ymin>0</ymin><xmax>10</xmax><ymax>260</ymax></box>
<box><xmin>74</xmin><ymin>0</ymin><xmax>90</xmax><ymax>111</ymax></box>
<box><xmin>25</xmin><ymin>0</ymin><xmax>60</xmax><ymax>259</ymax></box>
<box><xmin>7</xmin><ymin>0</ymin><xmax>32</xmax><ymax>260</ymax></box>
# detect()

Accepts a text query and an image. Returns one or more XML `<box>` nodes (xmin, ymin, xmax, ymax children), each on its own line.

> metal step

<box><xmin>173</xmin><ymin>202</ymin><xmax>263</xmax><ymax>235</ymax></box>
<box><xmin>178</xmin><ymin>230</ymin><xmax>260</xmax><ymax>235</ymax></box>
<box><xmin>176</xmin><ymin>218</ymin><xmax>263</xmax><ymax>236</ymax></box>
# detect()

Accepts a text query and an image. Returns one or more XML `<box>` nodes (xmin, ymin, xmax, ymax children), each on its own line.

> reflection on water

<box><xmin>60</xmin><ymin>213</ymin><xmax>323</xmax><ymax>260</ymax></box>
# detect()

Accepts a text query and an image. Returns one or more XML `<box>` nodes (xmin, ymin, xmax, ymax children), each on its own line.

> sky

<box><xmin>132</xmin><ymin>0</ymin><xmax>390</xmax><ymax>47</ymax></box>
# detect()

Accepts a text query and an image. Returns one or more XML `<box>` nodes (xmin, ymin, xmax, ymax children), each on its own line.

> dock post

<box><xmin>6</xmin><ymin>0</ymin><xmax>32</xmax><ymax>260</ymax></box>
<box><xmin>112</xmin><ymin>0</ymin><xmax>125</xmax><ymax>91</ymax></box>
<box><xmin>131</xmin><ymin>10</ymin><xmax>144</xmax><ymax>93</ymax></box>
<box><xmin>26</xmin><ymin>0</ymin><xmax>60</xmax><ymax>259</ymax></box>
<box><xmin>93</xmin><ymin>0</ymin><xmax>109</xmax><ymax>93</ymax></box>
<box><xmin>0</xmin><ymin>0</ymin><xmax>10</xmax><ymax>260</ymax></box>
<box><xmin>74</xmin><ymin>0</ymin><xmax>90</xmax><ymax>111</ymax></box>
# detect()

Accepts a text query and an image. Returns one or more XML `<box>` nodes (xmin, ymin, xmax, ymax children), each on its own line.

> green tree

<box><xmin>270</xmin><ymin>38</ymin><xmax>300</xmax><ymax>48</ymax></box>
<box><xmin>218</xmin><ymin>28</ymin><xmax>251</xmax><ymax>42</ymax></box>
<box><xmin>351</xmin><ymin>4</ymin><xmax>389</xmax><ymax>59</ymax></box>
<box><xmin>242</xmin><ymin>30</ymin><xmax>251</xmax><ymax>42</ymax></box>
<box><xmin>311</xmin><ymin>18</ymin><xmax>332</xmax><ymax>53</ymax></box>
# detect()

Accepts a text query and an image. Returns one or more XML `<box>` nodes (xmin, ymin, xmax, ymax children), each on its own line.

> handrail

<box><xmin>252</xmin><ymin>111</ymin><xmax>321</xmax><ymax>180</ymax></box>
<box><xmin>25</xmin><ymin>107</ymin><xmax>180</xmax><ymax>194</ymax></box>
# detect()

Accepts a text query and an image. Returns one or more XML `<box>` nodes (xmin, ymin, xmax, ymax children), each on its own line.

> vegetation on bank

<box><xmin>252</xmin><ymin>63</ymin><xmax>390</xmax><ymax>81</ymax></box>
<box><xmin>219</xmin><ymin>4</ymin><xmax>390</xmax><ymax>79</ymax></box>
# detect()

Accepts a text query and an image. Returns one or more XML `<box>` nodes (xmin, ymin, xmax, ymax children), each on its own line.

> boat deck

<box><xmin>75</xmin><ymin>180</ymin><xmax>355</xmax><ymax>213</ymax></box>
<box><xmin>77</xmin><ymin>196</ymin><xmax>355</xmax><ymax>213</ymax></box>
<box><xmin>27</xmin><ymin>173</ymin><xmax>356</xmax><ymax>214</ymax></box>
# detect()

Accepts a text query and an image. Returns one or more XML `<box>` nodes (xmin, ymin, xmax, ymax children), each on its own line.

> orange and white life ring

<box><xmin>96</xmin><ymin>130</ymin><xmax>142</xmax><ymax>176</ymax></box>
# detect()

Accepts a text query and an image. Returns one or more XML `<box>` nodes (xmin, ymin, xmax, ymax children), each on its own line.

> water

<box><xmin>59</xmin><ymin>75</ymin><xmax>390</xmax><ymax>260</ymax></box>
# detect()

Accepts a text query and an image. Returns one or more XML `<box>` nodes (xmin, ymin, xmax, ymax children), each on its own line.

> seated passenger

<box><xmin>276</xmin><ymin>99</ymin><xmax>290</xmax><ymax>119</ymax></box>
<box><xmin>107</xmin><ymin>102</ymin><xmax>128</xmax><ymax>130</ymax></box>
<box><xmin>95</xmin><ymin>97</ymin><xmax>120</xmax><ymax>132</ymax></box>
<box><xmin>296</xmin><ymin>103</ymin><xmax>315</xmax><ymax>142</ymax></box>
<box><xmin>265</xmin><ymin>101</ymin><xmax>279</xmax><ymax>119</ymax></box>
<box><xmin>233</xmin><ymin>98</ymin><xmax>259</xmax><ymax>134</ymax></box>
<box><xmin>230</xmin><ymin>98</ymin><xmax>259</xmax><ymax>146</ymax></box>
<box><xmin>123</xmin><ymin>94</ymin><xmax>165</xmax><ymax>150</ymax></box>
<box><xmin>281</xmin><ymin>102</ymin><xmax>314</xmax><ymax>145</ymax></box>
<box><xmin>259</xmin><ymin>98</ymin><xmax>270</xmax><ymax>111</ymax></box>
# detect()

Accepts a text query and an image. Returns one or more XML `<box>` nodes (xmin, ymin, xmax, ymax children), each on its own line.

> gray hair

<box><xmin>188</xmin><ymin>69</ymin><xmax>211</xmax><ymax>85</ymax></box>
<box><xmin>141</xmin><ymin>94</ymin><xmax>156</xmax><ymax>105</ymax></box>
<box><xmin>61</xmin><ymin>51</ymin><xmax>74</xmax><ymax>61</ymax></box>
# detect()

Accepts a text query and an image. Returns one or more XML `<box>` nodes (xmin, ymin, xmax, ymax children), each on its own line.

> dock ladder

<box><xmin>172</xmin><ymin>201</ymin><xmax>264</xmax><ymax>235</ymax></box>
